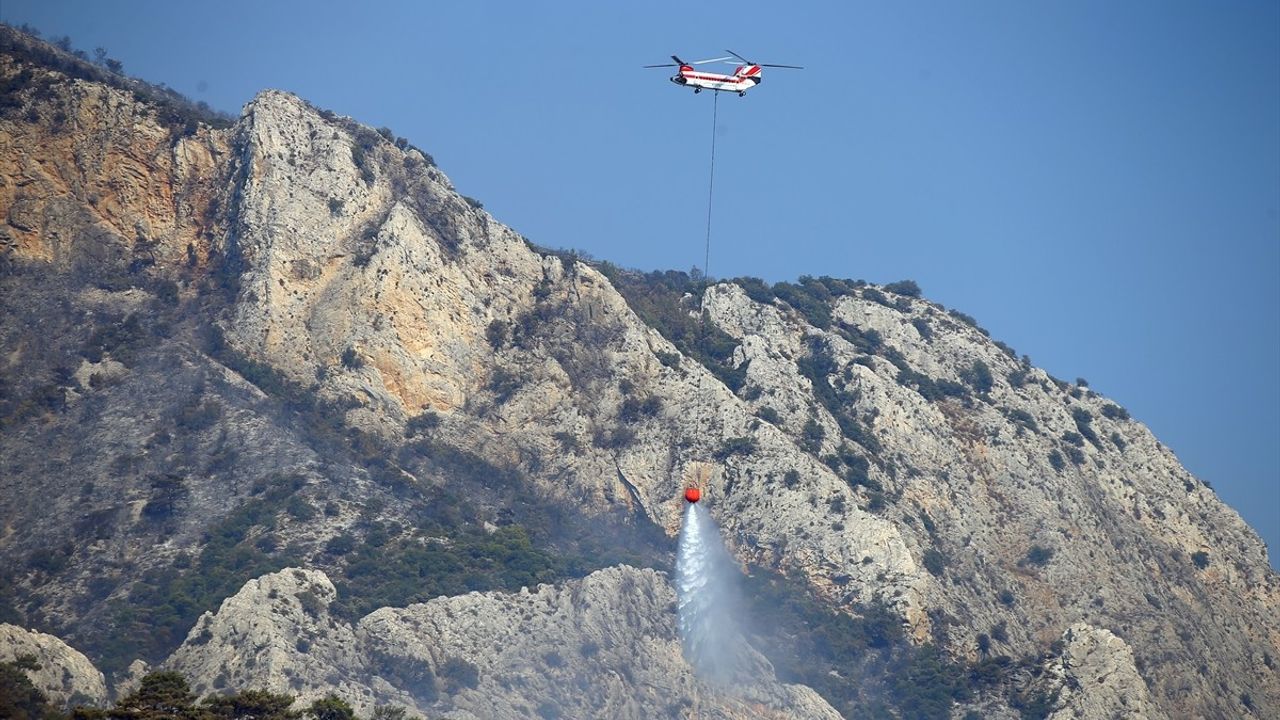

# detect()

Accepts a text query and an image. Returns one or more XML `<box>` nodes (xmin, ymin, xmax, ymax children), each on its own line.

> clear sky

<box><xmin>5</xmin><ymin>1</ymin><xmax>1277</xmax><ymax>563</ymax></box>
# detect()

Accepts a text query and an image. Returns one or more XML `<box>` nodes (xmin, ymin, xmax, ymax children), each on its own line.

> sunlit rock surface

<box><xmin>0</xmin><ymin>624</ymin><xmax>109</xmax><ymax>708</ymax></box>
<box><xmin>0</xmin><ymin>25</ymin><xmax>1276</xmax><ymax>718</ymax></box>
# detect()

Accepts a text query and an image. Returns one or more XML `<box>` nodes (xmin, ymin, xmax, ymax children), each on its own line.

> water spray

<box><xmin>676</xmin><ymin>501</ymin><xmax>752</xmax><ymax>684</ymax></box>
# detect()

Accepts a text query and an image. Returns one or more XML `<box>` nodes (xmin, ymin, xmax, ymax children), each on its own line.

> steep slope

<box><xmin>161</xmin><ymin>566</ymin><xmax>840</xmax><ymax>719</ymax></box>
<box><xmin>0</xmin><ymin>26</ymin><xmax>1276</xmax><ymax>718</ymax></box>
<box><xmin>0</xmin><ymin>624</ymin><xmax>108</xmax><ymax>708</ymax></box>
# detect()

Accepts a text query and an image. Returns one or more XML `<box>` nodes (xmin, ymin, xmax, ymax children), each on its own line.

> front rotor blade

<box><xmin>643</xmin><ymin>64</ymin><xmax>678</xmax><ymax>68</ymax></box>
<box><xmin>690</xmin><ymin>56</ymin><xmax>733</xmax><ymax>65</ymax></box>
<box><xmin>724</xmin><ymin>49</ymin><xmax>751</xmax><ymax>64</ymax></box>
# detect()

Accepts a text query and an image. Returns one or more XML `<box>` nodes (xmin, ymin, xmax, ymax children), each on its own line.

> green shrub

<box><xmin>865</xmin><ymin>492</ymin><xmax>887</xmax><ymax>513</ymax></box>
<box><xmin>405</xmin><ymin>411</ymin><xmax>441</xmax><ymax>436</ymax></box>
<box><xmin>802</xmin><ymin>418</ymin><xmax>825</xmax><ymax>453</ymax></box>
<box><xmin>1048</xmin><ymin>450</ymin><xmax>1065</xmax><ymax>471</ymax></box>
<box><xmin>898</xmin><ymin>368</ymin><xmax>968</xmax><ymax>402</ymax></box>
<box><xmin>960</xmin><ymin>360</ymin><xmax>994</xmax><ymax>393</ymax></box>
<box><xmin>325</xmin><ymin>534</ymin><xmax>356</xmax><ymax>556</ymax></box>
<box><xmin>812</xmin><ymin>276</ymin><xmax>863</xmax><ymax>297</ymax></box>
<box><xmin>203</xmin><ymin>688</ymin><xmax>298</xmax><ymax>719</ymax></box>
<box><xmin>1100</xmin><ymin>403</ymin><xmax>1130</xmax><ymax>421</ymax></box>
<box><xmin>861</xmin><ymin>287</ymin><xmax>892</xmax><ymax>308</ymax></box>
<box><xmin>948</xmin><ymin>309</ymin><xmax>988</xmax><ymax>336</ymax></box>
<box><xmin>1022</xmin><ymin>545</ymin><xmax>1054</xmax><ymax>567</ymax></box>
<box><xmin>773</xmin><ymin>281</ymin><xmax>832</xmax><ymax>329</ymax></box>
<box><xmin>489</xmin><ymin>367</ymin><xmax>522</xmax><ymax>403</ymax></box>
<box><xmin>840</xmin><ymin>450</ymin><xmax>875</xmax><ymax>490</ymax></box>
<box><xmin>297</xmin><ymin>589</ymin><xmax>324</xmax><ymax>617</ymax></box>
<box><xmin>286</xmin><ymin>496</ymin><xmax>317</xmax><ymax>521</ymax></box>
<box><xmin>1191</xmin><ymin>550</ymin><xmax>1209</xmax><ymax>569</ymax></box>
<box><xmin>922</xmin><ymin>548</ymin><xmax>947</xmax><ymax>577</ymax></box>
<box><xmin>1065</xmin><ymin>447</ymin><xmax>1085</xmax><ymax>465</ymax></box>
<box><xmin>716</xmin><ymin>436</ymin><xmax>758</xmax><ymax>460</ymax></box>
<box><xmin>1011</xmin><ymin>689</ymin><xmax>1058</xmax><ymax>720</ymax></box>
<box><xmin>884</xmin><ymin>280</ymin><xmax>922</xmax><ymax>298</ymax></box>
<box><xmin>439</xmin><ymin>657</ymin><xmax>480</xmax><ymax>691</ymax></box>
<box><xmin>655</xmin><ymin>350</ymin><xmax>681</xmax><ymax>369</ymax></box>
<box><xmin>1071</xmin><ymin>407</ymin><xmax>1100</xmax><ymax>447</ymax></box>
<box><xmin>620</xmin><ymin>395</ymin><xmax>662</xmax><ymax>422</ymax></box>
<box><xmin>756</xmin><ymin>406</ymin><xmax>781</xmax><ymax>424</ymax></box>
<box><xmin>733</xmin><ymin>276</ymin><xmax>776</xmax><ymax>304</ymax></box>
<box><xmin>485</xmin><ymin>320</ymin><xmax>509</xmax><ymax>349</ymax></box>
<box><xmin>592</xmin><ymin>426</ymin><xmax>636</xmax><ymax>449</ymax></box>
<box><xmin>307</xmin><ymin>694</ymin><xmax>356</xmax><ymax>720</ymax></box>
<box><xmin>1005</xmin><ymin>408</ymin><xmax>1037</xmax><ymax>432</ymax></box>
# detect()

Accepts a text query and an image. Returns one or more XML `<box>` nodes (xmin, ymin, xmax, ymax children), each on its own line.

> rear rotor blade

<box><xmin>724</xmin><ymin>49</ymin><xmax>751</xmax><ymax>64</ymax></box>
<box><xmin>758</xmin><ymin>63</ymin><xmax>804</xmax><ymax>69</ymax></box>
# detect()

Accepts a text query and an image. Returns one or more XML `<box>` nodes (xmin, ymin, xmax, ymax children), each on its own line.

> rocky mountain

<box><xmin>0</xmin><ymin>25</ymin><xmax>1276</xmax><ymax>719</ymax></box>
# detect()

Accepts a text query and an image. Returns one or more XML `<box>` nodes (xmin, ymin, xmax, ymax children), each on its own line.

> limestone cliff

<box><xmin>1</xmin><ymin>24</ymin><xmax>1276</xmax><ymax>719</ymax></box>
<box><xmin>163</xmin><ymin>566</ymin><xmax>840</xmax><ymax>719</ymax></box>
<box><xmin>0</xmin><ymin>624</ymin><xmax>109</xmax><ymax>708</ymax></box>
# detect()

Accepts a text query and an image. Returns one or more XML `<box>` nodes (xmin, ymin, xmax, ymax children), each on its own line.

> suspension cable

<box><xmin>697</xmin><ymin>91</ymin><xmax>719</xmax><ymax>353</ymax></box>
<box><xmin>703</xmin><ymin>91</ymin><xmax>718</xmax><ymax>287</ymax></box>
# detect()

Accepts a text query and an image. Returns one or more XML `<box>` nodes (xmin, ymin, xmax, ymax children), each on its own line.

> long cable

<box><xmin>697</xmin><ymin>92</ymin><xmax>719</xmax><ymax>353</ymax></box>
<box><xmin>703</xmin><ymin>91</ymin><xmax>718</xmax><ymax>287</ymax></box>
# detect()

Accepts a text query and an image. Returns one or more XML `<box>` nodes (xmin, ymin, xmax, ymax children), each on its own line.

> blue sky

<box><xmin>5</xmin><ymin>1</ymin><xmax>1277</xmax><ymax>563</ymax></box>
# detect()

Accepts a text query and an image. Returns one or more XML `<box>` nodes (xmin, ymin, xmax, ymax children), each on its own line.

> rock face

<box><xmin>165</xmin><ymin>569</ymin><xmax>369</xmax><ymax>708</ymax></box>
<box><xmin>0</xmin><ymin>25</ymin><xmax>1277</xmax><ymax>719</ymax></box>
<box><xmin>0</xmin><ymin>624</ymin><xmax>109</xmax><ymax>707</ymax></box>
<box><xmin>165</xmin><ymin>566</ymin><xmax>840</xmax><ymax>720</ymax></box>
<box><xmin>1046</xmin><ymin>624</ymin><xmax>1163</xmax><ymax>720</ymax></box>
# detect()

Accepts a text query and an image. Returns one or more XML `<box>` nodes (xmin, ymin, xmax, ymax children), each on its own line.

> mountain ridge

<box><xmin>0</xmin><ymin>25</ymin><xmax>1276</xmax><ymax>718</ymax></box>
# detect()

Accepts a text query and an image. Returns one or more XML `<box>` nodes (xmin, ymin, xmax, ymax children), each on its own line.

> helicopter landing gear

<box><xmin>693</xmin><ymin>88</ymin><xmax>701</xmax><ymax>94</ymax></box>
<box><xmin>738</xmin><ymin>91</ymin><xmax>745</xmax><ymax>97</ymax></box>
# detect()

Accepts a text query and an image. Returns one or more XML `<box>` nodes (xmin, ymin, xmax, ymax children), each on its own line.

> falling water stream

<box><xmin>676</xmin><ymin>502</ymin><xmax>751</xmax><ymax>684</ymax></box>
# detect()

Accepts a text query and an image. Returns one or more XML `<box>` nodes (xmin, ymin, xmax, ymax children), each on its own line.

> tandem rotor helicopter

<box><xmin>645</xmin><ymin>49</ymin><xmax>803</xmax><ymax>96</ymax></box>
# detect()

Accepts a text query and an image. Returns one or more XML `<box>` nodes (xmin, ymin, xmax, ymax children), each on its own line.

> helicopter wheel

<box><xmin>694</xmin><ymin>88</ymin><xmax>701</xmax><ymax>94</ymax></box>
<box><xmin>738</xmin><ymin>91</ymin><xmax>745</xmax><ymax>97</ymax></box>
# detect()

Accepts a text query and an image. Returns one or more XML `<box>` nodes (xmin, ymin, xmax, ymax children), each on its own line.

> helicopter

<box><xmin>644</xmin><ymin>49</ymin><xmax>802</xmax><ymax>96</ymax></box>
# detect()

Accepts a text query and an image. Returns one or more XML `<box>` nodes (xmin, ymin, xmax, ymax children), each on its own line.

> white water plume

<box><xmin>676</xmin><ymin>503</ymin><xmax>752</xmax><ymax>684</ymax></box>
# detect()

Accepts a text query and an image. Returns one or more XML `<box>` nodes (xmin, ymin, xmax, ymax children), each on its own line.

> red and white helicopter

<box><xmin>645</xmin><ymin>49</ymin><xmax>802</xmax><ymax>96</ymax></box>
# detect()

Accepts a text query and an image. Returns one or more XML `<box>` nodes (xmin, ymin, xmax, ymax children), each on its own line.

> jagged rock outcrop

<box><xmin>0</xmin><ymin>624</ymin><xmax>108</xmax><ymax>707</ymax></box>
<box><xmin>1</xmin><ymin>25</ymin><xmax>1276</xmax><ymax>718</ymax></box>
<box><xmin>165</xmin><ymin>566</ymin><xmax>840</xmax><ymax>719</ymax></box>
<box><xmin>165</xmin><ymin>569</ymin><xmax>372</xmax><ymax>708</ymax></box>
<box><xmin>1046</xmin><ymin>624</ymin><xmax>1163</xmax><ymax>720</ymax></box>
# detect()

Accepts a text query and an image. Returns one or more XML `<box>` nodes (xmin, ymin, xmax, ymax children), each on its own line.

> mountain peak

<box><xmin>0</xmin><ymin>26</ymin><xmax>1276</xmax><ymax>718</ymax></box>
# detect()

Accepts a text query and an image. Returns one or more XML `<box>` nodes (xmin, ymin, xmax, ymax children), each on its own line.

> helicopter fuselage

<box><xmin>670</xmin><ymin>64</ymin><xmax>762</xmax><ymax>95</ymax></box>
